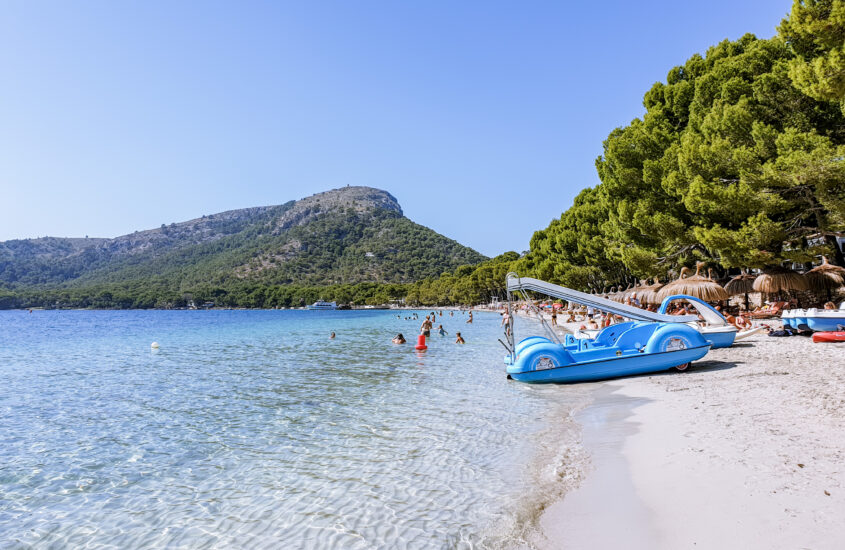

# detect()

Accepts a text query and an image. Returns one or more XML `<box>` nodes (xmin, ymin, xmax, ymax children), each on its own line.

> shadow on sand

<box><xmin>688</xmin><ymin>359</ymin><xmax>740</xmax><ymax>373</ymax></box>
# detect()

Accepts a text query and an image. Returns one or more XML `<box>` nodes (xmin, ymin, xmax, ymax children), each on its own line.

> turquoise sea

<box><xmin>0</xmin><ymin>309</ymin><xmax>588</xmax><ymax>549</ymax></box>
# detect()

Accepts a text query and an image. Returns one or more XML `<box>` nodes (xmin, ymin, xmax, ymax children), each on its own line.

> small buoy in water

<box><xmin>151</xmin><ymin>342</ymin><xmax>160</xmax><ymax>349</ymax></box>
<box><xmin>414</xmin><ymin>334</ymin><xmax>427</xmax><ymax>350</ymax></box>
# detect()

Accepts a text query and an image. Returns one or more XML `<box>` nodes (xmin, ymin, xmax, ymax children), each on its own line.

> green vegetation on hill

<box><xmin>0</xmin><ymin>187</ymin><xmax>486</xmax><ymax>308</ymax></box>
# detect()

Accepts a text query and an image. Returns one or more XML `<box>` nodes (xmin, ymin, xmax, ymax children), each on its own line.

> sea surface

<box><xmin>0</xmin><ymin>309</ymin><xmax>589</xmax><ymax>549</ymax></box>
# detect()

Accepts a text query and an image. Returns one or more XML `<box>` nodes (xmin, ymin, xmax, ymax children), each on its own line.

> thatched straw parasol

<box><xmin>655</xmin><ymin>263</ymin><xmax>729</xmax><ymax>303</ymax></box>
<box><xmin>724</xmin><ymin>270</ymin><xmax>758</xmax><ymax>311</ymax></box>
<box><xmin>637</xmin><ymin>277</ymin><xmax>665</xmax><ymax>305</ymax></box>
<box><xmin>804</xmin><ymin>256</ymin><xmax>845</xmax><ymax>299</ymax></box>
<box><xmin>752</xmin><ymin>265</ymin><xmax>809</xmax><ymax>294</ymax></box>
<box><xmin>616</xmin><ymin>283</ymin><xmax>634</xmax><ymax>303</ymax></box>
<box><xmin>724</xmin><ymin>270</ymin><xmax>757</xmax><ymax>295</ymax></box>
<box><xmin>623</xmin><ymin>280</ymin><xmax>647</xmax><ymax>303</ymax></box>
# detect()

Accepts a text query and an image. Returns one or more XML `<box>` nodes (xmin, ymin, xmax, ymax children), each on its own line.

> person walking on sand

<box><xmin>455</xmin><ymin>332</ymin><xmax>465</xmax><ymax>344</ymax></box>
<box><xmin>550</xmin><ymin>309</ymin><xmax>557</xmax><ymax>326</ymax></box>
<box><xmin>420</xmin><ymin>316</ymin><xmax>433</xmax><ymax>338</ymax></box>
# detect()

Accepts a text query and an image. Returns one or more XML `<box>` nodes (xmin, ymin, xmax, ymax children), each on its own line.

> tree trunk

<box><xmin>826</xmin><ymin>235</ymin><xmax>845</xmax><ymax>267</ymax></box>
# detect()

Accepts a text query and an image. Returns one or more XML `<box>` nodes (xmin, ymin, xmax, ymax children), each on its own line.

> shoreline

<box><xmin>533</xmin><ymin>332</ymin><xmax>845</xmax><ymax>549</ymax></box>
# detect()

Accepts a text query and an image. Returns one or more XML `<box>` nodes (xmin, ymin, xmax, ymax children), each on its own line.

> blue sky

<box><xmin>1</xmin><ymin>1</ymin><xmax>790</xmax><ymax>256</ymax></box>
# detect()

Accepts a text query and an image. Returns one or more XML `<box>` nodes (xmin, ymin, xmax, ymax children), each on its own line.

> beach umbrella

<box><xmin>655</xmin><ymin>263</ymin><xmax>729</xmax><ymax>303</ymax></box>
<box><xmin>804</xmin><ymin>256</ymin><xmax>845</xmax><ymax>299</ymax></box>
<box><xmin>622</xmin><ymin>279</ymin><xmax>650</xmax><ymax>306</ymax></box>
<box><xmin>638</xmin><ymin>277</ymin><xmax>665</xmax><ymax>305</ymax></box>
<box><xmin>623</xmin><ymin>280</ymin><xmax>645</xmax><ymax>300</ymax></box>
<box><xmin>615</xmin><ymin>283</ymin><xmax>634</xmax><ymax>303</ymax></box>
<box><xmin>752</xmin><ymin>265</ymin><xmax>809</xmax><ymax>295</ymax></box>
<box><xmin>724</xmin><ymin>270</ymin><xmax>757</xmax><ymax>295</ymax></box>
<box><xmin>724</xmin><ymin>270</ymin><xmax>758</xmax><ymax>311</ymax></box>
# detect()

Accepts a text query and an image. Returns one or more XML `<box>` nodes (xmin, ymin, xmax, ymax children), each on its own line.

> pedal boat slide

<box><xmin>503</xmin><ymin>274</ymin><xmax>712</xmax><ymax>384</ymax></box>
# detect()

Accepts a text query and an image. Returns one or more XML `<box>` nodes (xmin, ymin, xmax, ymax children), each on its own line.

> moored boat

<box><xmin>657</xmin><ymin>294</ymin><xmax>737</xmax><ymax>349</ymax></box>
<box><xmin>504</xmin><ymin>275</ymin><xmax>712</xmax><ymax>384</ymax></box>
<box><xmin>812</xmin><ymin>331</ymin><xmax>845</xmax><ymax>343</ymax></box>
<box><xmin>307</xmin><ymin>300</ymin><xmax>338</xmax><ymax>310</ymax></box>
<box><xmin>782</xmin><ymin>302</ymin><xmax>845</xmax><ymax>332</ymax></box>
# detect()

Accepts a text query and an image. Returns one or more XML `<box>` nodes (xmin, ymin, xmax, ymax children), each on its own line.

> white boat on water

<box><xmin>307</xmin><ymin>300</ymin><xmax>337</xmax><ymax>310</ymax></box>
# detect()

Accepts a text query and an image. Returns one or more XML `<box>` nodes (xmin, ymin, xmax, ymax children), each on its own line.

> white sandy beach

<box><xmin>532</xmin><ymin>330</ymin><xmax>845</xmax><ymax>549</ymax></box>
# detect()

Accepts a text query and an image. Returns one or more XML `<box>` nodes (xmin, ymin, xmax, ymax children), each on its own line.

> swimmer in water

<box><xmin>466</xmin><ymin>312</ymin><xmax>473</xmax><ymax>324</ymax></box>
<box><xmin>455</xmin><ymin>332</ymin><xmax>465</xmax><ymax>344</ymax></box>
<box><xmin>392</xmin><ymin>333</ymin><xmax>406</xmax><ymax>344</ymax></box>
<box><xmin>330</xmin><ymin>332</ymin><xmax>336</xmax><ymax>339</ymax></box>
<box><xmin>437</xmin><ymin>324</ymin><xmax>447</xmax><ymax>336</ymax></box>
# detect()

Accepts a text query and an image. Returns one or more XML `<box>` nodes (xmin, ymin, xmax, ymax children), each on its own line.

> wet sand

<box><xmin>532</xmin><ymin>331</ymin><xmax>845</xmax><ymax>549</ymax></box>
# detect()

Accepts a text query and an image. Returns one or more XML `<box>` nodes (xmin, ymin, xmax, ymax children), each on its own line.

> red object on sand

<box><xmin>415</xmin><ymin>334</ymin><xmax>427</xmax><ymax>350</ymax></box>
<box><xmin>812</xmin><ymin>331</ymin><xmax>845</xmax><ymax>343</ymax></box>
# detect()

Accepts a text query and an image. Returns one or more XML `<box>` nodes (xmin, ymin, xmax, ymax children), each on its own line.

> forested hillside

<box><xmin>0</xmin><ymin>187</ymin><xmax>486</xmax><ymax>308</ymax></box>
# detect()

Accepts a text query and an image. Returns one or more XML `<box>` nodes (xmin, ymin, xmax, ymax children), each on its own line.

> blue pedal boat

<box><xmin>783</xmin><ymin>302</ymin><xmax>845</xmax><ymax>332</ymax></box>
<box><xmin>503</xmin><ymin>275</ymin><xmax>712</xmax><ymax>384</ymax></box>
<box><xmin>657</xmin><ymin>295</ymin><xmax>737</xmax><ymax>349</ymax></box>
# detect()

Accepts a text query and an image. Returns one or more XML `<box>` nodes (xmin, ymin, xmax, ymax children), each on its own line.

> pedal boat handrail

<box><xmin>506</xmin><ymin>273</ymin><xmax>699</xmax><ymax>324</ymax></box>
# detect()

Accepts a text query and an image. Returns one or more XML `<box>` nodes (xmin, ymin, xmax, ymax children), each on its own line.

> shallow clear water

<box><xmin>0</xmin><ymin>309</ymin><xmax>587</xmax><ymax>549</ymax></box>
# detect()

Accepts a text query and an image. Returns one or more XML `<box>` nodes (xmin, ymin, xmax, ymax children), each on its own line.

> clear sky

<box><xmin>1</xmin><ymin>1</ymin><xmax>790</xmax><ymax>257</ymax></box>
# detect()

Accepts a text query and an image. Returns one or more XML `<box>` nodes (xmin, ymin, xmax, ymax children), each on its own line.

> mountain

<box><xmin>0</xmin><ymin>186</ymin><xmax>486</xmax><ymax>294</ymax></box>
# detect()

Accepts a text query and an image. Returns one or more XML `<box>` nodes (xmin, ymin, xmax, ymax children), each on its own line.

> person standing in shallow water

<box><xmin>455</xmin><ymin>332</ymin><xmax>465</xmax><ymax>344</ymax></box>
<box><xmin>466</xmin><ymin>312</ymin><xmax>473</xmax><ymax>324</ymax></box>
<box><xmin>501</xmin><ymin>310</ymin><xmax>512</xmax><ymax>337</ymax></box>
<box><xmin>420</xmin><ymin>316</ymin><xmax>433</xmax><ymax>338</ymax></box>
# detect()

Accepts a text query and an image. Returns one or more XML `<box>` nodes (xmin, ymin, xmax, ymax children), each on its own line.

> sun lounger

<box><xmin>748</xmin><ymin>301</ymin><xmax>787</xmax><ymax>319</ymax></box>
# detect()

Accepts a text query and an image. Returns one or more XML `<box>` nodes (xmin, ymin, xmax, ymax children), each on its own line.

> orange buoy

<box><xmin>415</xmin><ymin>334</ymin><xmax>427</xmax><ymax>350</ymax></box>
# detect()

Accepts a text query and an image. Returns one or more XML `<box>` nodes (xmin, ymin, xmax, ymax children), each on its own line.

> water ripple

<box><xmin>0</xmin><ymin>310</ymin><xmax>588</xmax><ymax>548</ymax></box>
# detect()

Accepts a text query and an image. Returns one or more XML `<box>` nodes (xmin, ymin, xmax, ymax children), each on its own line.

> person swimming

<box><xmin>455</xmin><ymin>332</ymin><xmax>465</xmax><ymax>344</ymax></box>
<box><xmin>392</xmin><ymin>333</ymin><xmax>406</xmax><ymax>344</ymax></box>
<box><xmin>330</xmin><ymin>332</ymin><xmax>336</xmax><ymax>339</ymax></box>
<box><xmin>437</xmin><ymin>324</ymin><xmax>447</xmax><ymax>336</ymax></box>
